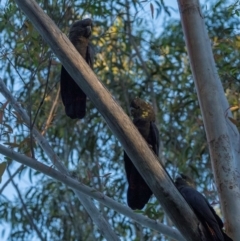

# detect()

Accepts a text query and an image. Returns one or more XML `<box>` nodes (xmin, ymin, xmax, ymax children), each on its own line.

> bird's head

<box><xmin>69</xmin><ymin>18</ymin><xmax>93</xmax><ymax>40</ymax></box>
<box><xmin>130</xmin><ymin>98</ymin><xmax>155</xmax><ymax>121</ymax></box>
<box><xmin>175</xmin><ymin>174</ymin><xmax>196</xmax><ymax>188</ymax></box>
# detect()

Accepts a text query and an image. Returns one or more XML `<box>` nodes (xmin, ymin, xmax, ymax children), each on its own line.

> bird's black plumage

<box><xmin>124</xmin><ymin>98</ymin><xmax>160</xmax><ymax>210</ymax></box>
<box><xmin>60</xmin><ymin>18</ymin><xmax>94</xmax><ymax>119</ymax></box>
<box><xmin>175</xmin><ymin>174</ymin><xmax>233</xmax><ymax>241</ymax></box>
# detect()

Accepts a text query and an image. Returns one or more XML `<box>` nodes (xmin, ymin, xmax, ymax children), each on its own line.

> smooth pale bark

<box><xmin>0</xmin><ymin>81</ymin><xmax>120</xmax><ymax>241</ymax></box>
<box><xmin>177</xmin><ymin>0</ymin><xmax>240</xmax><ymax>239</ymax></box>
<box><xmin>0</xmin><ymin>144</ymin><xmax>185</xmax><ymax>241</ymax></box>
<box><xmin>12</xmin><ymin>0</ymin><xmax>210</xmax><ymax>240</ymax></box>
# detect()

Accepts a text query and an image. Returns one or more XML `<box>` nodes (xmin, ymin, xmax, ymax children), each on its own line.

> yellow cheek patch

<box><xmin>141</xmin><ymin>110</ymin><xmax>149</xmax><ymax>118</ymax></box>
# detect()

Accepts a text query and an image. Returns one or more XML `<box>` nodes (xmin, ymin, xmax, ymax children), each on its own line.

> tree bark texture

<box><xmin>177</xmin><ymin>0</ymin><xmax>240</xmax><ymax>239</ymax></box>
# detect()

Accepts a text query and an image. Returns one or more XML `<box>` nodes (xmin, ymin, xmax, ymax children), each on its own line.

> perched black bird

<box><xmin>124</xmin><ymin>98</ymin><xmax>160</xmax><ymax>210</ymax></box>
<box><xmin>175</xmin><ymin>174</ymin><xmax>233</xmax><ymax>241</ymax></box>
<box><xmin>60</xmin><ymin>18</ymin><xmax>94</xmax><ymax>119</ymax></box>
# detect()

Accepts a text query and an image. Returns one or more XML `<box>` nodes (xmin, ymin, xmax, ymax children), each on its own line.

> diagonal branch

<box><xmin>0</xmin><ymin>79</ymin><xmax>120</xmax><ymax>241</ymax></box>
<box><xmin>12</xmin><ymin>0</ymin><xmax>209</xmax><ymax>240</ymax></box>
<box><xmin>0</xmin><ymin>164</ymin><xmax>24</xmax><ymax>194</ymax></box>
<box><xmin>41</xmin><ymin>85</ymin><xmax>60</xmax><ymax>136</ymax></box>
<box><xmin>0</xmin><ymin>144</ymin><xmax>185</xmax><ymax>241</ymax></box>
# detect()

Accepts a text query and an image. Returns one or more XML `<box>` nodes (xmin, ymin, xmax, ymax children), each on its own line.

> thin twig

<box><xmin>28</xmin><ymin>75</ymin><xmax>35</xmax><ymax>159</ymax></box>
<box><xmin>7</xmin><ymin>167</ymin><xmax>46</xmax><ymax>241</ymax></box>
<box><xmin>41</xmin><ymin>85</ymin><xmax>60</xmax><ymax>135</ymax></box>
<box><xmin>29</xmin><ymin>57</ymin><xmax>52</xmax><ymax>159</ymax></box>
<box><xmin>32</xmin><ymin>57</ymin><xmax>52</xmax><ymax>129</ymax></box>
<box><xmin>1</xmin><ymin>49</ymin><xmax>26</xmax><ymax>85</ymax></box>
<box><xmin>0</xmin><ymin>164</ymin><xmax>25</xmax><ymax>194</ymax></box>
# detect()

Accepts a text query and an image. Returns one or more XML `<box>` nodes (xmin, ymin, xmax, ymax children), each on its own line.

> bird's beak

<box><xmin>86</xmin><ymin>26</ymin><xmax>92</xmax><ymax>36</ymax></box>
<box><xmin>130</xmin><ymin>107</ymin><xmax>135</xmax><ymax>115</ymax></box>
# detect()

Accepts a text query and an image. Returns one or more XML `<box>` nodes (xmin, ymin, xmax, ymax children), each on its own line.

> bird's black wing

<box><xmin>123</xmin><ymin>152</ymin><xmax>152</xmax><ymax>210</ymax></box>
<box><xmin>178</xmin><ymin>185</ymin><xmax>225</xmax><ymax>241</ymax></box>
<box><xmin>223</xmin><ymin>232</ymin><xmax>233</xmax><ymax>241</ymax></box>
<box><xmin>149</xmin><ymin>122</ymin><xmax>160</xmax><ymax>156</ymax></box>
<box><xmin>86</xmin><ymin>43</ymin><xmax>94</xmax><ymax>68</ymax></box>
<box><xmin>60</xmin><ymin>19</ymin><xmax>93</xmax><ymax>119</ymax></box>
<box><xmin>207</xmin><ymin>203</ymin><xmax>224</xmax><ymax>228</ymax></box>
<box><xmin>207</xmin><ymin>203</ymin><xmax>233</xmax><ymax>241</ymax></box>
<box><xmin>60</xmin><ymin>66</ymin><xmax>86</xmax><ymax>119</ymax></box>
<box><xmin>123</xmin><ymin>122</ymin><xmax>159</xmax><ymax>210</ymax></box>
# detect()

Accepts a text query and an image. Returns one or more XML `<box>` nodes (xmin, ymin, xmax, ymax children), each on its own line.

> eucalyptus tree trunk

<box><xmin>177</xmin><ymin>0</ymin><xmax>240</xmax><ymax>239</ymax></box>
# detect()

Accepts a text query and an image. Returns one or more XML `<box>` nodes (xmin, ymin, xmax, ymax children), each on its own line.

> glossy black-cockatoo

<box><xmin>60</xmin><ymin>18</ymin><xmax>94</xmax><ymax>119</ymax></box>
<box><xmin>175</xmin><ymin>174</ymin><xmax>233</xmax><ymax>241</ymax></box>
<box><xmin>124</xmin><ymin>98</ymin><xmax>160</xmax><ymax>210</ymax></box>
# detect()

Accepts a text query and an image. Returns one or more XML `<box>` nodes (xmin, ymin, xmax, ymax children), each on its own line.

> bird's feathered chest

<box><xmin>71</xmin><ymin>37</ymin><xmax>89</xmax><ymax>58</ymax></box>
<box><xmin>133</xmin><ymin>118</ymin><xmax>151</xmax><ymax>140</ymax></box>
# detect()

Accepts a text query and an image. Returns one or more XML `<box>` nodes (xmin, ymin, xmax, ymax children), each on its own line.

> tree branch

<box><xmin>12</xmin><ymin>0</ymin><xmax>208</xmax><ymax>240</ymax></box>
<box><xmin>41</xmin><ymin>85</ymin><xmax>60</xmax><ymax>136</ymax></box>
<box><xmin>0</xmin><ymin>79</ymin><xmax>120</xmax><ymax>241</ymax></box>
<box><xmin>7</xmin><ymin>167</ymin><xmax>46</xmax><ymax>241</ymax></box>
<box><xmin>0</xmin><ymin>164</ymin><xmax>24</xmax><ymax>195</ymax></box>
<box><xmin>0</xmin><ymin>144</ymin><xmax>185</xmax><ymax>241</ymax></box>
<box><xmin>177</xmin><ymin>0</ymin><xmax>239</xmax><ymax>239</ymax></box>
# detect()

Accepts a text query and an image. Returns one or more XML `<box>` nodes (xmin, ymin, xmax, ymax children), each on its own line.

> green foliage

<box><xmin>0</xmin><ymin>0</ymin><xmax>239</xmax><ymax>240</ymax></box>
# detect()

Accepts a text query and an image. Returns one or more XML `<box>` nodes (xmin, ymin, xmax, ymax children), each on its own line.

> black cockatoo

<box><xmin>124</xmin><ymin>98</ymin><xmax>160</xmax><ymax>210</ymax></box>
<box><xmin>175</xmin><ymin>174</ymin><xmax>233</xmax><ymax>241</ymax></box>
<box><xmin>60</xmin><ymin>18</ymin><xmax>94</xmax><ymax>119</ymax></box>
